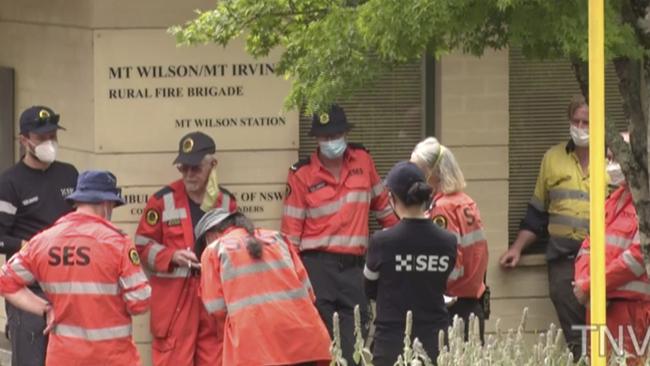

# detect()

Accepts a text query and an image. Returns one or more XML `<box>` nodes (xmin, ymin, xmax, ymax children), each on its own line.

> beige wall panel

<box><xmin>57</xmin><ymin>148</ymin><xmax>95</xmax><ymax>172</ymax></box>
<box><xmin>114</xmin><ymin>184</ymin><xmax>286</xmax><ymax>223</ymax></box>
<box><xmin>486</xmin><ymin>297</ymin><xmax>558</xmax><ymax>333</ymax></box>
<box><xmin>0</xmin><ymin>22</ymin><xmax>94</xmax><ymax>152</ymax></box>
<box><xmin>93</xmin><ymin>150</ymin><xmax>297</xmax><ymax>186</ymax></box>
<box><xmin>451</xmin><ymin>146</ymin><xmax>508</xmax><ymax>180</ymax></box>
<box><xmin>91</xmin><ymin>0</ymin><xmax>216</xmax><ymax>29</ymax></box>
<box><xmin>0</xmin><ymin>0</ymin><xmax>92</xmax><ymax>28</ymax></box>
<box><xmin>487</xmin><ymin>266</ymin><xmax>549</xmax><ymax>299</ymax></box>
<box><xmin>132</xmin><ymin>313</ymin><xmax>151</xmax><ymax>343</ymax></box>
<box><xmin>438</xmin><ymin>49</ymin><xmax>509</xmax><ymax>146</ymax></box>
<box><xmin>93</xmin><ymin>30</ymin><xmax>298</xmax><ymax>153</ymax></box>
<box><xmin>135</xmin><ymin>342</ymin><xmax>152</xmax><ymax>366</ymax></box>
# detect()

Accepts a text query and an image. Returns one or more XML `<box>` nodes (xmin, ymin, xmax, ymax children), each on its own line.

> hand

<box><xmin>171</xmin><ymin>249</ymin><xmax>199</xmax><ymax>268</ymax></box>
<box><xmin>499</xmin><ymin>248</ymin><xmax>521</xmax><ymax>268</ymax></box>
<box><xmin>43</xmin><ymin>304</ymin><xmax>55</xmax><ymax>335</ymax></box>
<box><xmin>573</xmin><ymin>280</ymin><xmax>589</xmax><ymax>305</ymax></box>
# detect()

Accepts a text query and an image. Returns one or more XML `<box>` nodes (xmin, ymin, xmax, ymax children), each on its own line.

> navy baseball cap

<box><xmin>309</xmin><ymin>104</ymin><xmax>352</xmax><ymax>137</ymax></box>
<box><xmin>19</xmin><ymin>106</ymin><xmax>65</xmax><ymax>135</ymax></box>
<box><xmin>66</xmin><ymin>170</ymin><xmax>125</xmax><ymax>206</ymax></box>
<box><xmin>385</xmin><ymin>161</ymin><xmax>427</xmax><ymax>202</ymax></box>
<box><xmin>173</xmin><ymin>131</ymin><xmax>216</xmax><ymax>166</ymax></box>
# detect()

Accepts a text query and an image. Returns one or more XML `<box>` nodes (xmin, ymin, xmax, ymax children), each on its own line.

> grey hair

<box><xmin>410</xmin><ymin>137</ymin><xmax>466</xmax><ymax>194</ymax></box>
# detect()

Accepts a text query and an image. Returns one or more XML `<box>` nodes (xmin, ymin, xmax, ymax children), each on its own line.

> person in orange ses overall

<box><xmin>410</xmin><ymin>137</ymin><xmax>489</xmax><ymax>342</ymax></box>
<box><xmin>281</xmin><ymin>104</ymin><xmax>398</xmax><ymax>364</ymax></box>
<box><xmin>196</xmin><ymin>208</ymin><xmax>331</xmax><ymax>366</ymax></box>
<box><xmin>0</xmin><ymin>170</ymin><xmax>150</xmax><ymax>366</ymax></box>
<box><xmin>135</xmin><ymin>132</ymin><xmax>236</xmax><ymax>366</ymax></box>
<box><xmin>574</xmin><ymin>133</ymin><xmax>650</xmax><ymax>365</ymax></box>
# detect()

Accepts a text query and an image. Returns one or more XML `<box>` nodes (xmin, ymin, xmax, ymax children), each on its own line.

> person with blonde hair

<box><xmin>411</xmin><ymin>137</ymin><xmax>489</xmax><ymax>342</ymax></box>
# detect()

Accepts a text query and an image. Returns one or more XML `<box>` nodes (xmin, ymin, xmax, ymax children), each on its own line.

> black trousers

<box><xmin>372</xmin><ymin>325</ymin><xmax>442</xmax><ymax>366</ymax></box>
<box><xmin>548</xmin><ymin>256</ymin><xmax>585</xmax><ymax>358</ymax></box>
<box><xmin>447</xmin><ymin>298</ymin><xmax>485</xmax><ymax>344</ymax></box>
<box><xmin>301</xmin><ymin>252</ymin><xmax>369</xmax><ymax>365</ymax></box>
<box><xmin>6</xmin><ymin>287</ymin><xmax>48</xmax><ymax>366</ymax></box>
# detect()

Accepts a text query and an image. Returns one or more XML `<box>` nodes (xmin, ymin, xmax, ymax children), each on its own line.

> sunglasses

<box><xmin>177</xmin><ymin>164</ymin><xmax>204</xmax><ymax>174</ymax></box>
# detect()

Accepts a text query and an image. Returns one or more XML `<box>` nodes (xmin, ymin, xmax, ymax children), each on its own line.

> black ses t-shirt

<box><xmin>364</xmin><ymin>218</ymin><xmax>457</xmax><ymax>328</ymax></box>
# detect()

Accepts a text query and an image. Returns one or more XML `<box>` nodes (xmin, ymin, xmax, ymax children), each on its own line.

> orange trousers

<box><xmin>152</xmin><ymin>279</ymin><xmax>222</xmax><ymax>366</ymax></box>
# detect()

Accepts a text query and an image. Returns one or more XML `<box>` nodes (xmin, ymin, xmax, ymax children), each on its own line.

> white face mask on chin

<box><xmin>31</xmin><ymin>140</ymin><xmax>58</xmax><ymax>164</ymax></box>
<box><xmin>607</xmin><ymin>162</ymin><xmax>625</xmax><ymax>186</ymax></box>
<box><xmin>569</xmin><ymin>125</ymin><xmax>589</xmax><ymax>147</ymax></box>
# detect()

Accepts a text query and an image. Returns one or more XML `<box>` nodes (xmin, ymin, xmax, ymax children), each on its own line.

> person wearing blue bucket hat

<box><xmin>0</xmin><ymin>105</ymin><xmax>78</xmax><ymax>366</ymax></box>
<box><xmin>0</xmin><ymin>170</ymin><xmax>150</xmax><ymax>365</ymax></box>
<box><xmin>364</xmin><ymin>161</ymin><xmax>457</xmax><ymax>365</ymax></box>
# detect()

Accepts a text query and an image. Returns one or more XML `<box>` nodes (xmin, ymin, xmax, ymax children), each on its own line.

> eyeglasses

<box><xmin>177</xmin><ymin>164</ymin><xmax>204</xmax><ymax>174</ymax></box>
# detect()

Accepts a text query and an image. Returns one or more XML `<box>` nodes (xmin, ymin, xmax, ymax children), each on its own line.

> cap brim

<box><xmin>66</xmin><ymin>191</ymin><xmax>125</xmax><ymax>207</ymax></box>
<box><xmin>309</xmin><ymin>124</ymin><xmax>352</xmax><ymax>137</ymax></box>
<box><xmin>173</xmin><ymin>152</ymin><xmax>204</xmax><ymax>166</ymax></box>
<box><xmin>30</xmin><ymin>124</ymin><xmax>65</xmax><ymax>135</ymax></box>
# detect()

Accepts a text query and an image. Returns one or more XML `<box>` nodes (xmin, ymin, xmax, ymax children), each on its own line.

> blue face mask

<box><xmin>319</xmin><ymin>137</ymin><xmax>347</xmax><ymax>159</ymax></box>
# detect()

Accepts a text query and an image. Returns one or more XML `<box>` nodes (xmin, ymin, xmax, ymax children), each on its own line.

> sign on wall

<box><xmin>93</xmin><ymin>30</ymin><xmax>298</xmax><ymax>227</ymax></box>
<box><xmin>93</xmin><ymin>30</ymin><xmax>298</xmax><ymax>153</ymax></box>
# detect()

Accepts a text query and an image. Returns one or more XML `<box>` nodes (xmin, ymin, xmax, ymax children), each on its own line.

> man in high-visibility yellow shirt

<box><xmin>500</xmin><ymin>95</ymin><xmax>590</xmax><ymax>357</ymax></box>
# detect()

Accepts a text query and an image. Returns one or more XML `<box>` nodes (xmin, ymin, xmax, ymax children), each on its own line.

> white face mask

<box><xmin>607</xmin><ymin>162</ymin><xmax>625</xmax><ymax>186</ymax></box>
<box><xmin>570</xmin><ymin>124</ymin><xmax>589</xmax><ymax>147</ymax></box>
<box><xmin>31</xmin><ymin>140</ymin><xmax>58</xmax><ymax>164</ymax></box>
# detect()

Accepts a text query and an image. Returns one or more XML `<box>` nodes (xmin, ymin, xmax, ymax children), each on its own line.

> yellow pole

<box><xmin>589</xmin><ymin>0</ymin><xmax>606</xmax><ymax>364</ymax></box>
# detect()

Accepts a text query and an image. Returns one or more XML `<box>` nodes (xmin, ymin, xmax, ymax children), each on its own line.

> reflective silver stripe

<box><xmin>147</xmin><ymin>243</ymin><xmax>165</xmax><ymax>269</ymax></box>
<box><xmin>448</xmin><ymin>266</ymin><xmax>464</xmax><ymax>281</ymax></box>
<box><xmin>41</xmin><ymin>282</ymin><xmax>118</xmax><ymax>295</ymax></box>
<box><xmin>307</xmin><ymin>191</ymin><xmax>370</xmax><ymax>218</ymax></box>
<box><xmin>221</xmin><ymin>194</ymin><xmax>231</xmax><ymax>210</ymax></box>
<box><xmin>119</xmin><ymin>272</ymin><xmax>148</xmax><ymax>289</ymax></box>
<box><xmin>549</xmin><ymin>214</ymin><xmax>589</xmax><ymax>230</ymax></box>
<box><xmin>124</xmin><ymin>286</ymin><xmax>151</xmax><ymax>302</ymax></box>
<box><xmin>9</xmin><ymin>260</ymin><xmax>34</xmax><ymax>283</ymax></box>
<box><xmin>150</xmin><ymin>267</ymin><xmax>190</xmax><ymax>278</ymax></box>
<box><xmin>204</xmin><ymin>298</ymin><xmax>226</xmax><ymax>314</ymax></box>
<box><xmin>577</xmin><ymin>248</ymin><xmax>590</xmax><ymax>258</ymax></box>
<box><xmin>607</xmin><ymin>235</ymin><xmax>634</xmax><ymax>249</ymax></box>
<box><xmin>457</xmin><ymin>229</ymin><xmax>486</xmax><ymax>247</ymax></box>
<box><xmin>618</xmin><ymin>281</ymin><xmax>650</xmax><ymax>295</ymax></box>
<box><xmin>549</xmin><ymin>189</ymin><xmax>589</xmax><ymax>201</ymax></box>
<box><xmin>288</xmin><ymin>235</ymin><xmax>301</xmax><ymax>247</ymax></box>
<box><xmin>300</xmin><ymin>235</ymin><xmax>368</xmax><ymax>250</ymax></box>
<box><xmin>228</xmin><ymin>287</ymin><xmax>309</xmax><ymax>314</ymax></box>
<box><xmin>303</xmin><ymin>277</ymin><xmax>313</xmax><ymax>291</ymax></box>
<box><xmin>371</xmin><ymin>183</ymin><xmax>385</xmax><ymax>199</ymax></box>
<box><xmin>283</xmin><ymin>205</ymin><xmax>306</xmax><ymax>219</ymax></box>
<box><xmin>54</xmin><ymin>324</ymin><xmax>132</xmax><ymax>341</ymax></box>
<box><xmin>363</xmin><ymin>265</ymin><xmax>379</xmax><ymax>280</ymax></box>
<box><xmin>222</xmin><ymin>259</ymin><xmax>292</xmax><ymax>282</ymax></box>
<box><xmin>622</xmin><ymin>251</ymin><xmax>646</xmax><ymax>277</ymax></box>
<box><xmin>0</xmin><ymin>200</ymin><xmax>17</xmax><ymax>215</ymax></box>
<box><xmin>162</xmin><ymin>193</ymin><xmax>186</xmax><ymax>222</ymax></box>
<box><xmin>134</xmin><ymin>235</ymin><xmax>162</xmax><ymax>248</ymax></box>
<box><xmin>373</xmin><ymin>206</ymin><xmax>393</xmax><ymax>220</ymax></box>
<box><xmin>529</xmin><ymin>197</ymin><xmax>545</xmax><ymax>212</ymax></box>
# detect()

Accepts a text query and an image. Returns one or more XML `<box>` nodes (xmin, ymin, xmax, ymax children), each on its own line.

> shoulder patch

<box><xmin>128</xmin><ymin>248</ymin><xmax>141</xmax><ymax>265</ymax></box>
<box><xmin>153</xmin><ymin>186</ymin><xmax>173</xmax><ymax>199</ymax></box>
<box><xmin>145</xmin><ymin>209</ymin><xmax>160</xmax><ymax>226</ymax></box>
<box><xmin>432</xmin><ymin>215</ymin><xmax>448</xmax><ymax>229</ymax></box>
<box><xmin>290</xmin><ymin>157</ymin><xmax>311</xmax><ymax>172</ymax></box>
<box><xmin>348</xmin><ymin>142</ymin><xmax>369</xmax><ymax>152</ymax></box>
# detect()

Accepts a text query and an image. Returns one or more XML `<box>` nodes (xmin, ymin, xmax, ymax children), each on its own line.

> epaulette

<box><xmin>290</xmin><ymin>156</ymin><xmax>311</xmax><ymax>172</ymax></box>
<box><xmin>348</xmin><ymin>142</ymin><xmax>369</xmax><ymax>152</ymax></box>
<box><xmin>153</xmin><ymin>186</ymin><xmax>173</xmax><ymax>199</ymax></box>
<box><xmin>218</xmin><ymin>184</ymin><xmax>234</xmax><ymax>197</ymax></box>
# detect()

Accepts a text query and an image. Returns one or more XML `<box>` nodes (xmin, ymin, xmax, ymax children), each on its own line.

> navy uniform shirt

<box><xmin>364</xmin><ymin>218</ymin><xmax>457</xmax><ymax>328</ymax></box>
<box><xmin>0</xmin><ymin>160</ymin><xmax>78</xmax><ymax>257</ymax></box>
